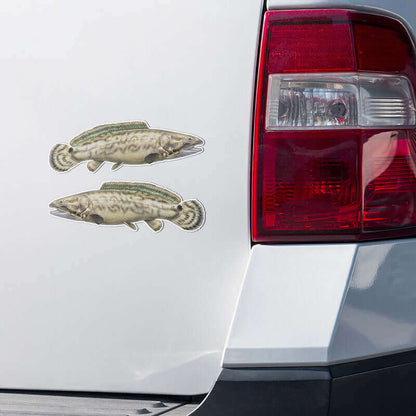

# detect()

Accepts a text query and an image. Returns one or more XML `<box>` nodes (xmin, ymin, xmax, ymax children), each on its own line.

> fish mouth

<box><xmin>49</xmin><ymin>205</ymin><xmax>80</xmax><ymax>220</ymax></box>
<box><xmin>49</xmin><ymin>201</ymin><xmax>68</xmax><ymax>212</ymax></box>
<box><xmin>192</xmin><ymin>137</ymin><xmax>205</xmax><ymax>147</ymax></box>
<box><xmin>181</xmin><ymin>146</ymin><xmax>204</xmax><ymax>156</ymax></box>
<box><xmin>49</xmin><ymin>201</ymin><xmax>72</xmax><ymax>218</ymax></box>
<box><xmin>185</xmin><ymin>137</ymin><xmax>205</xmax><ymax>148</ymax></box>
<box><xmin>165</xmin><ymin>146</ymin><xmax>203</xmax><ymax>160</ymax></box>
<box><xmin>179</xmin><ymin>137</ymin><xmax>205</xmax><ymax>155</ymax></box>
<box><xmin>49</xmin><ymin>209</ymin><xmax>74</xmax><ymax>219</ymax></box>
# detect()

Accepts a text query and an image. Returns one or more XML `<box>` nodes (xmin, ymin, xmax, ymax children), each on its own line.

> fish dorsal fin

<box><xmin>100</xmin><ymin>182</ymin><xmax>181</xmax><ymax>204</ymax></box>
<box><xmin>70</xmin><ymin>121</ymin><xmax>149</xmax><ymax>147</ymax></box>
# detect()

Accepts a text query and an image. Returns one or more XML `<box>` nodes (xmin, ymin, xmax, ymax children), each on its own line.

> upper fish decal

<box><xmin>49</xmin><ymin>182</ymin><xmax>205</xmax><ymax>232</ymax></box>
<box><xmin>49</xmin><ymin>121</ymin><xmax>204</xmax><ymax>172</ymax></box>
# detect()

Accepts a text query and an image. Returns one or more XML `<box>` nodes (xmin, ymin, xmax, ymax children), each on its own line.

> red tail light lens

<box><xmin>252</xmin><ymin>10</ymin><xmax>416</xmax><ymax>243</ymax></box>
<box><xmin>363</xmin><ymin>130</ymin><xmax>416</xmax><ymax>231</ymax></box>
<box><xmin>260</xmin><ymin>130</ymin><xmax>361</xmax><ymax>235</ymax></box>
<box><xmin>267</xmin><ymin>19</ymin><xmax>355</xmax><ymax>72</ymax></box>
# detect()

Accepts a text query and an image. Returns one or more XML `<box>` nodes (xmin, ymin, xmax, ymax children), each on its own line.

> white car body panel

<box><xmin>224</xmin><ymin>240</ymin><xmax>416</xmax><ymax>367</ymax></box>
<box><xmin>224</xmin><ymin>244</ymin><xmax>356</xmax><ymax>366</ymax></box>
<box><xmin>0</xmin><ymin>0</ymin><xmax>262</xmax><ymax>395</ymax></box>
<box><xmin>3</xmin><ymin>0</ymin><xmax>416</xmax><ymax>400</ymax></box>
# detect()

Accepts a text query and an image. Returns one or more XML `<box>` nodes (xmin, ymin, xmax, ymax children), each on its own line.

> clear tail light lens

<box><xmin>252</xmin><ymin>9</ymin><xmax>416</xmax><ymax>243</ymax></box>
<box><xmin>266</xmin><ymin>74</ymin><xmax>359</xmax><ymax>128</ymax></box>
<box><xmin>266</xmin><ymin>74</ymin><xmax>415</xmax><ymax>129</ymax></box>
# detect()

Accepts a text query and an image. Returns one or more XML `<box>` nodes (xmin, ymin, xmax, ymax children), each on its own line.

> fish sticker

<box><xmin>49</xmin><ymin>182</ymin><xmax>205</xmax><ymax>232</ymax></box>
<box><xmin>49</xmin><ymin>121</ymin><xmax>204</xmax><ymax>172</ymax></box>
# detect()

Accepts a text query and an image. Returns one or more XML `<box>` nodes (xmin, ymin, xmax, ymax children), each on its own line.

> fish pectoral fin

<box><xmin>124</xmin><ymin>221</ymin><xmax>138</xmax><ymax>231</ymax></box>
<box><xmin>145</xmin><ymin>153</ymin><xmax>159</xmax><ymax>164</ymax></box>
<box><xmin>112</xmin><ymin>162</ymin><xmax>123</xmax><ymax>170</ymax></box>
<box><xmin>145</xmin><ymin>219</ymin><xmax>163</xmax><ymax>232</ymax></box>
<box><xmin>90</xmin><ymin>214</ymin><xmax>104</xmax><ymax>225</ymax></box>
<box><xmin>87</xmin><ymin>160</ymin><xmax>104</xmax><ymax>172</ymax></box>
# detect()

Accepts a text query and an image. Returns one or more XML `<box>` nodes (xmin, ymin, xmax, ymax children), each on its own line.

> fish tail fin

<box><xmin>171</xmin><ymin>200</ymin><xmax>205</xmax><ymax>231</ymax></box>
<box><xmin>49</xmin><ymin>144</ymin><xmax>79</xmax><ymax>172</ymax></box>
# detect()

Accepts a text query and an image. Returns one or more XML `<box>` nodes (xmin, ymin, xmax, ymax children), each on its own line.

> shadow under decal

<box><xmin>49</xmin><ymin>182</ymin><xmax>205</xmax><ymax>232</ymax></box>
<box><xmin>49</xmin><ymin>121</ymin><xmax>204</xmax><ymax>172</ymax></box>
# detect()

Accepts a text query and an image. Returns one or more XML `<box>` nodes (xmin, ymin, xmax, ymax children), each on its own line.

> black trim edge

<box><xmin>330</xmin><ymin>348</ymin><xmax>416</xmax><ymax>378</ymax></box>
<box><xmin>192</xmin><ymin>368</ymin><xmax>331</xmax><ymax>416</ymax></box>
<box><xmin>191</xmin><ymin>350</ymin><xmax>416</xmax><ymax>416</ymax></box>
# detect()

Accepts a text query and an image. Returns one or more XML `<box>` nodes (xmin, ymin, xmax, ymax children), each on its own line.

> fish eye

<box><xmin>59</xmin><ymin>200</ymin><xmax>63</xmax><ymax>205</ymax></box>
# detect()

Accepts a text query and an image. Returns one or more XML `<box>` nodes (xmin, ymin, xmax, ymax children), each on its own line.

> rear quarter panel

<box><xmin>0</xmin><ymin>0</ymin><xmax>262</xmax><ymax>395</ymax></box>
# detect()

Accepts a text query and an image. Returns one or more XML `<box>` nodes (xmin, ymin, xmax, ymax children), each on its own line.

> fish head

<box><xmin>166</xmin><ymin>133</ymin><xmax>205</xmax><ymax>157</ymax></box>
<box><xmin>181</xmin><ymin>134</ymin><xmax>204</xmax><ymax>149</ymax></box>
<box><xmin>49</xmin><ymin>194</ymin><xmax>91</xmax><ymax>219</ymax></box>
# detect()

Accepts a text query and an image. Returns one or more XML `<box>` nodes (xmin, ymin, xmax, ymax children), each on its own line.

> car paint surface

<box><xmin>224</xmin><ymin>239</ymin><xmax>416</xmax><ymax>367</ymax></box>
<box><xmin>2</xmin><ymin>0</ymin><xmax>416</xmax><ymax>398</ymax></box>
<box><xmin>0</xmin><ymin>0</ymin><xmax>262</xmax><ymax>395</ymax></box>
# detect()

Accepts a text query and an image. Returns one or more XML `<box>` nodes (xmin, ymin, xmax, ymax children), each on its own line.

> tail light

<box><xmin>252</xmin><ymin>9</ymin><xmax>416</xmax><ymax>243</ymax></box>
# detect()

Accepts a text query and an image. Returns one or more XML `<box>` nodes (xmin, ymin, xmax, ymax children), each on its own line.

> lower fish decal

<box><xmin>49</xmin><ymin>182</ymin><xmax>205</xmax><ymax>232</ymax></box>
<box><xmin>49</xmin><ymin>121</ymin><xmax>204</xmax><ymax>172</ymax></box>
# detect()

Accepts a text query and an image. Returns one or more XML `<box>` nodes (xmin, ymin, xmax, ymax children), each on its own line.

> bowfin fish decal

<box><xmin>49</xmin><ymin>121</ymin><xmax>204</xmax><ymax>172</ymax></box>
<box><xmin>145</xmin><ymin>219</ymin><xmax>163</xmax><ymax>232</ymax></box>
<box><xmin>87</xmin><ymin>160</ymin><xmax>104</xmax><ymax>172</ymax></box>
<box><xmin>49</xmin><ymin>182</ymin><xmax>205</xmax><ymax>232</ymax></box>
<box><xmin>100</xmin><ymin>181</ymin><xmax>182</xmax><ymax>205</ymax></box>
<box><xmin>90</xmin><ymin>214</ymin><xmax>104</xmax><ymax>224</ymax></box>
<box><xmin>50</xmin><ymin>144</ymin><xmax>79</xmax><ymax>172</ymax></box>
<box><xmin>144</xmin><ymin>153</ymin><xmax>160</xmax><ymax>164</ymax></box>
<box><xmin>70</xmin><ymin>121</ymin><xmax>150</xmax><ymax>146</ymax></box>
<box><xmin>124</xmin><ymin>221</ymin><xmax>138</xmax><ymax>231</ymax></box>
<box><xmin>112</xmin><ymin>162</ymin><xmax>123</xmax><ymax>171</ymax></box>
<box><xmin>172</xmin><ymin>200</ymin><xmax>206</xmax><ymax>231</ymax></box>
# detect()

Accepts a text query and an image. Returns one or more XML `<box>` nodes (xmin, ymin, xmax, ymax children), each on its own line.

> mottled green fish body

<box><xmin>49</xmin><ymin>182</ymin><xmax>205</xmax><ymax>232</ymax></box>
<box><xmin>49</xmin><ymin>122</ymin><xmax>204</xmax><ymax>172</ymax></box>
